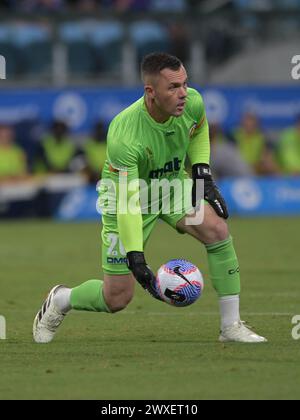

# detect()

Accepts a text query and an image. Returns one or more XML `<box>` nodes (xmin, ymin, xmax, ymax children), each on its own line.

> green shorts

<box><xmin>101</xmin><ymin>176</ymin><xmax>194</xmax><ymax>275</ymax></box>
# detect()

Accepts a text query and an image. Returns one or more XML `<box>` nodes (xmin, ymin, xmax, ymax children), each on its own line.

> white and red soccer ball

<box><xmin>156</xmin><ymin>259</ymin><xmax>204</xmax><ymax>307</ymax></box>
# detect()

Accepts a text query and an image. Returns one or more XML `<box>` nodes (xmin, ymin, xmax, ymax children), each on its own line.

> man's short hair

<box><xmin>141</xmin><ymin>52</ymin><xmax>182</xmax><ymax>81</ymax></box>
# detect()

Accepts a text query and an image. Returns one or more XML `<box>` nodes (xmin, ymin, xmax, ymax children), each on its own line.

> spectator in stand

<box><xmin>0</xmin><ymin>0</ymin><xmax>15</xmax><ymax>9</ymax></box>
<box><xmin>0</xmin><ymin>124</ymin><xmax>27</xmax><ymax>181</ymax></box>
<box><xmin>210</xmin><ymin>123</ymin><xmax>253</xmax><ymax>179</ymax></box>
<box><xmin>151</xmin><ymin>0</ymin><xmax>186</xmax><ymax>12</ymax></box>
<box><xmin>101</xmin><ymin>0</ymin><xmax>149</xmax><ymax>12</ymax></box>
<box><xmin>18</xmin><ymin>0</ymin><xmax>66</xmax><ymax>12</ymax></box>
<box><xmin>35</xmin><ymin>120</ymin><xmax>76</xmax><ymax>173</ymax></box>
<box><xmin>26</xmin><ymin>0</ymin><xmax>186</xmax><ymax>12</ymax></box>
<box><xmin>233</xmin><ymin>113</ymin><xmax>279</xmax><ymax>175</ymax></box>
<box><xmin>82</xmin><ymin>121</ymin><xmax>107</xmax><ymax>184</ymax></box>
<box><xmin>278</xmin><ymin>115</ymin><xmax>300</xmax><ymax>175</ymax></box>
<box><xmin>69</xmin><ymin>0</ymin><xmax>99</xmax><ymax>12</ymax></box>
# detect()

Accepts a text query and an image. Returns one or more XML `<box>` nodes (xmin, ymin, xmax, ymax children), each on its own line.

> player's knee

<box><xmin>192</xmin><ymin>218</ymin><xmax>229</xmax><ymax>244</ymax></box>
<box><xmin>200</xmin><ymin>219</ymin><xmax>229</xmax><ymax>244</ymax></box>
<box><xmin>212</xmin><ymin>219</ymin><xmax>229</xmax><ymax>242</ymax></box>
<box><xmin>106</xmin><ymin>292</ymin><xmax>133</xmax><ymax>313</ymax></box>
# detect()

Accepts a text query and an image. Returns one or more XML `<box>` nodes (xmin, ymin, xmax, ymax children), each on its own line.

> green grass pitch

<box><xmin>0</xmin><ymin>218</ymin><xmax>300</xmax><ymax>400</ymax></box>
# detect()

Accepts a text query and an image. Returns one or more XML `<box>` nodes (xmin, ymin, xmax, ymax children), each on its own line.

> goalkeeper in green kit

<box><xmin>33</xmin><ymin>53</ymin><xmax>267</xmax><ymax>344</ymax></box>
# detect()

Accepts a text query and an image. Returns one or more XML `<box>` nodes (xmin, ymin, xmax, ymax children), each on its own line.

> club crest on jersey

<box><xmin>189</xmin><ymin>117</ymin><xmax>205</xmax><ymax>138</ymax></box>
<box><xmin>189</xmin><ymin>121</ymin><xmax>198</xmax><ymax>138</ymax></box>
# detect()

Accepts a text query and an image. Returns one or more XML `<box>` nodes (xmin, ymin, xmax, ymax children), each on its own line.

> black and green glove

<box><xmin>127</xmin><ymin>251</ymin><xmax>162</xmax><ymax>301</ymax></box>
<box><xmin>192</xmin><ymin>163</ymin><xmax>229</xmax><ymax>219</ymax></box>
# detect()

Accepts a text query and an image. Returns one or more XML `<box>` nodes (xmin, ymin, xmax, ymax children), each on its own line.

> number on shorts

<box><xmin>107</xmin><ymin>233</ymin><xmax>126</xmax><ymax>257</ymax></box>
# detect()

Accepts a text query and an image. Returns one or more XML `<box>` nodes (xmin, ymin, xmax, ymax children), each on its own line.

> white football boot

<box><xmin>33</xmin><ymin>285</ymin><xmax>66</xmax><ymax>343</ymax></box>
<box><xmin>219</xmin><ymin>321</ymin><xmax>268</xmax><ymax>343</ymax></box>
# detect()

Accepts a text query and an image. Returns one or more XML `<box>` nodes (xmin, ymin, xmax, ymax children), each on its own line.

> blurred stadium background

<box><xmin>1</xmin><ymin>0</ymin><xmax>300</xmax><ymax>401</ymax></box>
<box><xmin>0</xmin><ymin>0</ymin><xmax>300</xmax><ymax>219</ymax></box>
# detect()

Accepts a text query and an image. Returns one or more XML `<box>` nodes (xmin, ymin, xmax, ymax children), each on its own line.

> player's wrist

<box><xmin>127</xmin><ymin>251</ymin><xmax>162</xmax><ymax>301</ymax></box>
<box><xmin>192</xmin><ymin>163</ymin><xmax>212</xmax><ymax>180</ymax></box>
<box><xmin>127</xmin><ymin>251</ymin><xmax>146</xmax><ymax>270</ymax></box>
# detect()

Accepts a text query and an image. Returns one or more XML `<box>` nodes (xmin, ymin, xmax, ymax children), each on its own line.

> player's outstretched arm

<box><xmin>114</xmin><ymin>171</ymin><xmax>162</xmax><ymax>301</ymax></box>
<box><xmin>107</xmin><ymin>126</ymin><xmax>162</xmax><ymax>300</ymax></box>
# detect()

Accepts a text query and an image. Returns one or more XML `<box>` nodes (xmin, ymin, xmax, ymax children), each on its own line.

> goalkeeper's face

<box><xmin>147</xmin><ymin>65</ymin><xmax>188</xmax><ymax>118</ymax></box>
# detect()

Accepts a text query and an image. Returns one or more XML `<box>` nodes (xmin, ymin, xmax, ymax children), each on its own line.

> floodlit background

<box><xmin>0</xmin><ymin>0</ymin><xmax>300</xmax><ymax>401</ymax></box>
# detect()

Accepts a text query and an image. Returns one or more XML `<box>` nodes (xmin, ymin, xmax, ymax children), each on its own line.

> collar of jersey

<box><xmin>142</xmin><ymin>98</ymin><xmax>175</xmax><ymax>132</ymax></box>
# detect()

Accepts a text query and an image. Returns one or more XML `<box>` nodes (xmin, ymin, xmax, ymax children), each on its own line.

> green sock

<box><xmin>70</xmin><ymin>279</ymin><xmax>111</xmax><ymax>312</ymax></box>
<box><xmin>205</xmin><ymin>236</ymin><xmax>241</xmax><ymax>297</ymax></box>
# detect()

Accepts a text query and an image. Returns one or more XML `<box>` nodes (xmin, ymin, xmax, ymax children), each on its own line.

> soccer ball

<box><xmin>156</xmin><ymin>259</ymin><xmax>204</xmax><ymax>307</ymax></box>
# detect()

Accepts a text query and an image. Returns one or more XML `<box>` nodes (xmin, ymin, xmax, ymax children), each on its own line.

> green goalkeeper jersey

<box><xmin>103</xmin><ymin>87</ymin><xmax>209</xmax><ymax>182</ymax></box>
<box><xmin>101</xmin><ymin>87</ymin><xmax>210</xmax><ymax>252</ymax></box>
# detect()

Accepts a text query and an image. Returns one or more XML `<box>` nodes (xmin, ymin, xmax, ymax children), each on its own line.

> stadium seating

<box><xmin>11</xmin><ymin>23</ymin><xmax>52</xmax><ymax>78</ymax></box>
<box><xmin>59</xmin><ymin>20</ymin><xmax>124</xmax><ymax>76</ymax></box>
<box><xmin>0</xmin><ymin>24</ymin><xmax>19</xmax><ymax>77</ymax></box>
<box><xmin>59</xmin><ymin>21</ymin><xmax>95</xmax><ymax>76</ymax></box>
<box><xmin>129</xmin><ymin>21</ymin><xmax>171</xmax><ymax>67</ymax></box>
<box><xmin>89</xmin><ymin>21</ymin><xmax>124</xmax><ymax>74</ymax></box>
<box><xmin>151</xmin><ymin>0</ymin><xmax>187</xmax><ymax>12</ymax></box>
<box><xmin>234</xmin><ymin>0</ymin><xmax>300</xmax><ymax>10</ymax></box>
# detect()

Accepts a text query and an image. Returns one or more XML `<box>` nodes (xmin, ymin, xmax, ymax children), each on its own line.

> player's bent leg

<box><xmin>176</xmin><ymin>204</ymin><xmax>240</xmax><ymax>297</ymax></box>
<box><xmin>69</xmin><ymin>275</ymin><xmax>133</xmax><ymax>314</ymax></box>
<box><xmin>175</xmin><ymin>204</ymin><xmax>267</xmax><ymax>343</ymax></box>
<box><xmin>103</xmin><ymin>273</ymin><xmax>135</xmax><ymax>313</ymax></box>
<box><xmin>176</xmin><ymin>203</ymin><xmax>229</xmax><ymax>244</ymax></box>
<box><xmin>33</xmin><ymin>274</ymin><xmax>135</xmax><ymax>343</ymax></box>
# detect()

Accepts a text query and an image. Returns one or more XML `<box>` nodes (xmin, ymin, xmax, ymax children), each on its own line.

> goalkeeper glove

<box><xmin>127</xmin><ymin>251</ymin><xmax>162</xmax><ymax>301</ymax></box>
<box><xmin>192</xmin><ymin>163</ymin><xmax>229</xmax><ymax>219</ymax></box>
